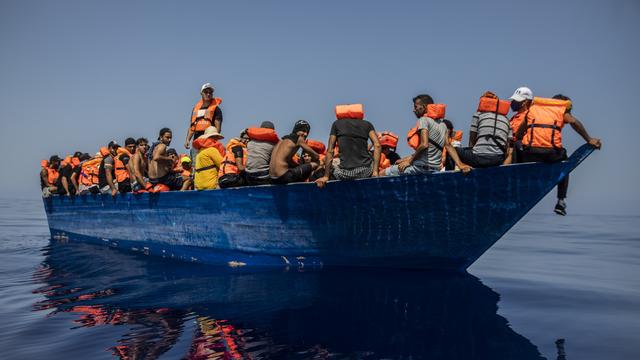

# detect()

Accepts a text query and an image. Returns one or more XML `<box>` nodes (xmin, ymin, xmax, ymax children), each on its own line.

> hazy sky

<box><xmin>1</xmin><ymin>0</ymin><xmax>638</xmax><ymax>214</ymax></box>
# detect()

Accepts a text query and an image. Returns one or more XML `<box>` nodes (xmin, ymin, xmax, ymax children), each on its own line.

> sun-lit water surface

<box><xmin>0</xmin><ymin>198</ymin><xmax>638</xmax><ymax>359</ymax></box>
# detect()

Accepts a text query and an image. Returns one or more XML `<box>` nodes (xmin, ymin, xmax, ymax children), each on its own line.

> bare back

<box><xmin>269</xmin><ymin>138</ymin><xmax>298</xmax><ymax>178</ymax></box>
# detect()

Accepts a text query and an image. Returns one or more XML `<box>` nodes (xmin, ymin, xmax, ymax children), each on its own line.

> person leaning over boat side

<box><xmin>515</xmin><ymin>94</ymin><xmax>602</xmax><ymax>216</ymax></box>
<box><xmin>384</xmin><ymin>95</ymin><xmax>470</xmax><ymax>176</ymax></box>
<box><xmin>131</xmin><ymin>137</ymin><xmax>150</xmax><ymax>192</ymax></box>
<box><xmin>270</xmin><ymin>120</ymin><xmax>320</xmax><ymax>184</ymax></box>
<box><xmin>315</xmin><ymin>104</ymin><xmax>381</xmax><ymax>188</ymax></box>
<box><xmin>193</xmin><ymin>126</ymin><xmax>225</xmax><ymax>190</ymax></box>
<box><xmin>149</xmin><ymin>128</ymin><xmax>192</xmax><ymax>191</ymax></box>
<box><xmin>97</xmin><ymin>141</ymin><xmax>120</xmax><ymax>196</ymax></box>
<box><xmin>185</xmin><ymin>83</ymin><xmax>223</xmax><ymax>161</ymax></box>
<box><xmin>508</xmin><ymin>86</ymin><xmax>534</xmax><ymax>163</ymax></box>
<box><xmin>40</xmin><ymin>155</ymin><xmax>61</xmax><ymax>197</ymax></box>
<box><xmin>218</xmin><ymin>130</ymin><xmax>250</xmax><ymax>188</ymax></box>
<box><xmin>454</xmin><ymin>91</ymin><xmax>513</xmax><ymax>168</ymax></box>
<box><xmin>245</xmin><ymin>121</ymin><xmax>279</xmax><ymax>185</ymax></box>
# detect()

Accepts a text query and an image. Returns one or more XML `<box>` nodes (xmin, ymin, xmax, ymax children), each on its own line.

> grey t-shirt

<box><xmin>245</xmin><ymin>140</ymin><xmax>274</xmax><ymax>178</ymax></box>
<box><xmin>412</xmin><ymin>117</ymin><xmax>447</xmax><ymax>170</ymax></box>
<box><xmin>470</xmin><ymin>111</ymin><xmax>512</xmax><ymax>156</ymax></box>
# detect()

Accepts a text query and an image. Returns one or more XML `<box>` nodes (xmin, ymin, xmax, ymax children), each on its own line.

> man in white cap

<box><xmin>194</xmin><ymin>126</ymin><xmax>225</xmax><ymax>190</ymax></box>
<box><xmin>185</xmin><ymin>83</ymin><xmax>223</xmax><ymax>157</ymax></box>
<box><xmin>508</xmin><ymin>86</ymin><xmax>534</xmax><ymax>163</ymax></box>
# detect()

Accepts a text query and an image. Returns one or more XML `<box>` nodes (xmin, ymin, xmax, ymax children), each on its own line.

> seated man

<box><xmin>98</xmin><ymin>141</ymin><xmax>120</xmax><ymax>196</ymax></box>
<box><xmin>194</xmin><ymin>126</ymin><xmax>225</xmax><ymax>190</ymax></box>
<box><xmin>131</xmin><ymin>137</ymin><xmax>150</xmax><ymax>192</ymax></box>
<box><xmin>40</xmin><ymin>155</ymin><xmax>61</xmax><ymax>197</ymax></box>
<box><xmin>245</xmin><ymin>121</ymin><xmax>279</xmax><ymax>185</ymax></box>
<box><xmin>316</xmin><ymin>104</ymin><xmax>380</xmax><ymax>188</ymax></box>
<box><xmin>219</xmin><ymin>130</ymin><xmax>250</xmax><ymax>188</ymax></box>
<box><xmin>454</xmin><ymin>91</ymin><xmax>512</xmax><ymax>168</ymax></box>
<box><xmin>149</xmin><ymin>128</ymin><xmax>192</xmax><ymax>191</ymax></box>
<box><xmin>515</xmin><ymin>93</ymin><xmax>601</xmax><ymax>215</ymax></box>
<box><xmin>270</xmin><ymin>120</ymin><xmax>319</xmax><ymax>184</ymax></box>
<box><xmin>384</xmin><ymin>95</ymin><xmax>470</xmax><ymax>176</ymax></box>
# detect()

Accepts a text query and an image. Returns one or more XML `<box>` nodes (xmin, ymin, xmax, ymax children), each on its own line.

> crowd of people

<box><xmin>40</xmin><ymin>83</ymin><xmax>601</xmax><ymax>215</ymax></box>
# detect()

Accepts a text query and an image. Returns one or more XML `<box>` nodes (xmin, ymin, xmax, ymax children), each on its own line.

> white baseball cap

<box><xmin>509</xmin><ymin>87</ymin><xmax>533</xmax><ymax>102</ymax></box>
<box><xmin>201</xmin><ymin>83</ymin><xmax>214</xmax><ymax>92</ymax></box>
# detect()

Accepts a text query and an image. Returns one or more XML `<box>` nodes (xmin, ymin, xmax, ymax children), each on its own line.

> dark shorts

<box><xmin>455</xmin><ymin>147</ymin><xmax>504</xmax><ymax>168</ymax></box>
<box><xmin>118</xmin><ymin>179</ymin><xmax>132</xmax><ymax>193</ymax></box>
<box><xmin>150</xmin><ymin>172</ymin><xmax>183</xmax><ymax>191</ymax></box>
<box><xmin>271</xmin><ymin>164</ymin><xmax>314</xmax><ymax>184</ymax></box>
<box><xmin>245</xmin><ymin>170</ymin><xmax>272</xmax><ymax>186</ymax></box>
<box><xmin>219</xmin><ymin>173</ymin><xmax>246</xmax><ymax>188</ymax></box>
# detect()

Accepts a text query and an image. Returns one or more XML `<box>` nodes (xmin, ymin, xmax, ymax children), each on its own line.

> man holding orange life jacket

<box><xmin>515</xmin><ymin>94</ymin><xmax>601</xmax><ymax>216</ymax></box>
<box><xmin>185</xmin><ymin>83</ymin><xmax>223</xmax><ymax>159</ymax></box>
<box><xmin>218</xmin><ymin>130</ymin><xmax>250</xmax><ymax>188</ymax></box>
<box><xmin>384</xmin><ymin>95</ymin><xmax>470</xmax><ymax>176</ymax></box>
<box><xmin>315</xmin><ymin>104</ymin><xmax>381</xmax><ymax>188</ymax></box>
<box><xmin>40</xmin><ymin>155</ymin><xmax>61</xmax><ymax>197</ymax></box>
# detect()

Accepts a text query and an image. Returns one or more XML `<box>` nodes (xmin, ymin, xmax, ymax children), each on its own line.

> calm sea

<box><xmin>0</xmin><ymin>197</ymin><xmax>638</xmax><ymax>359</ymax></box>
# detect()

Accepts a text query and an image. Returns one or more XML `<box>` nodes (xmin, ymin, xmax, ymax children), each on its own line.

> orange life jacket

<box><xmin>246</xmin><ymin>127</ymin><xmax>279</xmax><ymax>144</ymax></box>
<box><xmin>477</xmin><ymin>97</ymin><xmax>511</xmax><ymax>116</ymax></box>
<box><xmin>522</xmin><ymin>97</ymin><xmax>569</xmax><ymax>149</ymax></box>
<box><xmin>182</xmin><ymin>169</ymin><xmax>192</xmax><ymax>178</ymax></box>
<box><xmin>191</xmin><ymin>97</ymin><xmax>222</xmax><ymax>132</ymax></box>
<box><xmin>379</xmin><ymin>152</ymin><xmax>391</xmax><ymax>172</ymax></box>
<box><xmin>219</xmin><ymin>138</ymin><xmax>248</xmax><ymax>177</ymax></box>
<box><xmin>306</xmin><ymin>139</ymin><xmax>326</xmax><ymax>155</ymax></box>
<box><xmin>510</xmin><ymin>111</ymin><xmax>527</xmax><ymax>141</ymax></box>
<box><xmin>114</xmin><ymin>148</ymin><xmax>132</xmax><ymax>183</ymax></box>
<box><xmin>335</xmin><ymin>104</ymin><xmax>364</xmax><ymax>120</ymax></box>
<box><xmin>378</xmin><ymin>131</ymin><xmax>399</xmax><ymax>149</ymax></box>
<box><xmin>406</xmin><ymin>104</ymin><xmax>447</xmax><ymax>150</ymax></box>
<box><xmin>79</xmin><ymin>157</ymin><xmax>102</xmax><ymax>186</ymax></box>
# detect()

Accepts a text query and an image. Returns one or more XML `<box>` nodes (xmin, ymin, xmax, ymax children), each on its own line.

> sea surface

<box><xmin>0</xmin><ymin>197</ymin><xmax>638</xmax><ymax>360</ymax></box>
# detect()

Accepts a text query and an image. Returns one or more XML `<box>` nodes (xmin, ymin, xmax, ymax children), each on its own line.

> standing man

<box><xmin>150</xmin><ymin>128</ymin><xmax>191</xmax><ymax>191</ymax></box>
<box><xmin>185</xmin><ymin>83</ymin><xmax>223</xmax><ymax>160</ymax></box>
<box><xmin>316</xmin><ymin>104</ymin><xmax>381</xmax><ymax>188</ymax></box>
<box><xmin>515</xmin><ymin>94</ymin><xmax>601</xmax><ymax>215</ymax></box>
<box><xmin>269</xmin><ymin>120</ymin><xmax>320</xmax><ymax>184</ymax></box>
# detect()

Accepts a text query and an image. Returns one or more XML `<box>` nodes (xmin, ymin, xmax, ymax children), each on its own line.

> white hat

<box><xmin>197</xmin><ymin>126</ymin><xmax>224</xmax><ymax>140</ymax></box>
<box><xmin>509</xmin><ymin>87</ymin><xmax>533</xmax><ymax>102</ymax></box>
<box><xmin>201</xmin><ymin>83</ymin><xmax>214</xmax><ymax>92</ymax></box>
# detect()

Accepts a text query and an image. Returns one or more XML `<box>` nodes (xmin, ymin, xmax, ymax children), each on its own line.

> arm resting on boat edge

<box><xmin>564</xmin><ymin>113</ymin><xmax>602</xmax><ymax>149</ymax></box>
<box><xmin>444</xmin><ymin>138</ymin><xmax>472</xmax><ymax>174</ymax></box>
<box><xmin>315</xmin><ymin>134</ymin><xmax>337</xmax><ymax>188</ymax></box>
<box><xmin>369</xmin><ymin>130</ymin><xmax>381</xmax><ymax>177</ymax></box>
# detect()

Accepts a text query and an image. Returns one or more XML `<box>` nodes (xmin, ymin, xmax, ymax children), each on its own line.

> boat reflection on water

<box><xmin>32</xmin><ymin>242</ymin><xmax>546</xmax><ymax>359</ymax></box>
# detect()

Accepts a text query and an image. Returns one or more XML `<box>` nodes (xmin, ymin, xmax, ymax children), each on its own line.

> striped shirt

<box><xmin>470</xmin><ymin>111</ymin><xmax>512</xmax><ymax>156</ymax></box>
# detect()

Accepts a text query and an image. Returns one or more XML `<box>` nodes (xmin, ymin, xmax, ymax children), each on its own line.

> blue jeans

<box><xmin>384</xmin><ymin>164</ymin><xmax>432</xmax><ymax>176</ymax></box>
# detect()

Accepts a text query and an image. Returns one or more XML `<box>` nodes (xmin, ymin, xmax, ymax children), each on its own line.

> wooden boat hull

<box><xmin>43</xmin><ymin>144</ymin><xmax>595</xmax><ymax>270</ymax></box>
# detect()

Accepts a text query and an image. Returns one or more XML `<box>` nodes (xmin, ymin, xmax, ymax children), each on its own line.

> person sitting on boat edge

<box><xmin>218</xmin><ymin>130</ymin><xmax>249</xmax><ymax>188</ymax></box>
<box><xmin>56</xmin><ymin>153</ymin><xmax>81</xmax><ymax>196</ymax></box>
<box><xmin>185</xmin><ymin>83</ymin><xmax>223</xmax><ymax>161</ymax></box>
<box><xmin>304</xmin><ymin>139</ymin><xmax>327</xmax><ymax>181</ymax></box>
<box><xmin>149</xmin><ymin>128</ymin><xmax>192</xmax><ymax>191</ymax></box>
<box><xmin>98</xmin><ymin>141</ymin><xmax>120</xmax><ymax>196</ymax></box>
<box><xmin>270</xmin><ymin>120</ymin><xmax>320</xmax><ymax>184</ymax></box>
<box><xmin>131</xmin><ymin>137</ymin><xmax>150</xmax><ymax>192</ymax></box>
<box><xmin>383</xmin><ymin>95</ymin><xmax>470</xmax><ymax>176</ymax></box>
<box><xmin>454</xmin><ymin>91</ymin><xmax>513</xmax><ymax>168</ymax></box>
<box><xmin>441</xmin><ymin>119</ymin><xmax>463</xmax><ymax>170</ymax></box>
<box><xmin>508</xmin><ymin>86</ymin><xmax>534</xmax><ymax>163</ymax></box>
<box><xmin>377</xmin><ymin>131</ymin><xmax>401</xmax><ymax>173</ymax></box>
<box><xmin>114</xmin><ymin>138</ymin><xmax>136</xmax><ymax>193</ymax></box>
<box><xmin>193</xmin><ymin>126</ymin><xmax>225</xmax><ymax>190</ymax></box>
<box><xmin>40</xmin><ymin>155</ymin><xmax>61</xmax><ymax>197</ymax></box>
<box><xmin>245</xmin><ymin>121</ymin><xmax>279</xmax><ymax>186</ymax></box>
<box><xmin>515</xmin><ymin>94</ymin><xmax>602</xmax><ymax>216</ymax></box>
<box><xmin>315</xmin><ymin>104</ymin><xmax>381</xmax><ymax>188</ymax></box>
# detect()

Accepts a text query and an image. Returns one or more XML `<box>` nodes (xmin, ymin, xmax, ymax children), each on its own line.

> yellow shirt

<box><xmin>194</xmin><ymin>147</ymin><xmax>223</xmax><ymax>190</ymax></box>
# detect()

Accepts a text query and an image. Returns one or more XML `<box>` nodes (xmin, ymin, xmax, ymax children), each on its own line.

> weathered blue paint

<box><xmin>43</xmin><ymin>144</ymin><xmax>595</xmax><ymax>270</ymax></box>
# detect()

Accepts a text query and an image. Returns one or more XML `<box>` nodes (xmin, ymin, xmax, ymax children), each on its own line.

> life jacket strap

<box><xmin>195</xmin><ymin>164</ymin><xmax>217</xmax><ymax>173</ymax></box>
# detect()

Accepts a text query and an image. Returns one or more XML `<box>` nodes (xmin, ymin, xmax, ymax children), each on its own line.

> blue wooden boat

<box><xmin>42</xmin><ymin>144</ymin><xmax>595</xmax><ymax>270</ymax></box>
